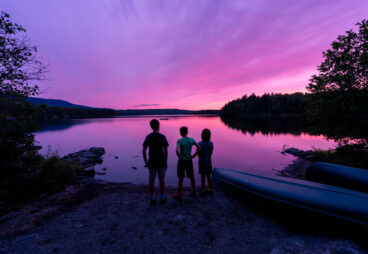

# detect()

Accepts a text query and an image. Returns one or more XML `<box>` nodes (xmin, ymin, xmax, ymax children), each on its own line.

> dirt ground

<box><xmin>0</xmin><ymin>176</ymin><xmax>366</xmax><ymax>254</ymax></box>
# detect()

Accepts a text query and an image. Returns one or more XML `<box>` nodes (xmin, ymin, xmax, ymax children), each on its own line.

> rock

<box><xmin>283</xmin><ymin>148</ymin><xmax>315</xmax><ymax>160</ymax></box>
<box><xmin>84</xmin><ymin>166</ymin><xmax>94</xmax><ymax>172</ymax></box>
<box><xmin>172</xmin><ymin>214</ymin><xmax>185</xmax><ymax>223</ymax></box>
<box><xmin>62</xmin><ymin>147</ymin><xmax>105</xmax><ymax>177</ymax></box>
<box><xmin>102</xmin><ymin>167</ymin><xmax>107</xmax><ymax>171</ymax></box>
<box><xmin>83</xmin><ymin>170</ymin><xmax>95</xmax><ymax>177</ymax></box>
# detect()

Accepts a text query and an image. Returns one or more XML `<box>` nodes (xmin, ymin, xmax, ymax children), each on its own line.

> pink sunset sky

<box><xmin>1</xmin><ymin>0</ymin><xmax>368</xmax><ymax>109</ymax></box>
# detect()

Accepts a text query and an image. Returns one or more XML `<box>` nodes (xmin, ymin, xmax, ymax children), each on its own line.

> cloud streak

<box><xmin>1</xmin><ymin>0</ymin><xmax>368</xmax><ymax>109</ymax></box>
<box><xmin>134</xmin><ymin>104</ymin><xmax>161</xmax><ymax>107</ymax></box>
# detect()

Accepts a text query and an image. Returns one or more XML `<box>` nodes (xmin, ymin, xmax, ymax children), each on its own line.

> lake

<box><xmin>34</xmin><ymin>116</ymin><xmax>336</xmax><ymax>185</ymax></box>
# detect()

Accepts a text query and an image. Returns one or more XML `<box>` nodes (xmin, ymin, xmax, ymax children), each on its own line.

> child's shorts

<box><xmin>177</xmin><ymin>159</ymin><xmax>194</xmax><ymax>179</ymax></box>
<box><xmin>149</xmin><ymin>167</ymin><xmax>166</xmax><ymax>180</ymax></box>
<box><xmin>199</xmin><ymin>164</ymin><xmax>212</xmax><ymax>175</ymax></box>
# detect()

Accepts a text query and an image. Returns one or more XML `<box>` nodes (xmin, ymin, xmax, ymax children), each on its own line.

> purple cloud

<box><xmin>134</xmin><ymin>104</ymin><xmax>161</xmax><ymax>107</ymax></box>
<box><xmin>1</xmin><ymin>0</ymin><xmax>368</xmax><ymax>109</ymax></box>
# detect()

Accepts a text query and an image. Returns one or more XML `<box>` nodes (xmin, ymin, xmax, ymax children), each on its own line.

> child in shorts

<box><xmin>173</xmin><ymin>126</ymin><xmax>200</xmax><ymax>200</ymax></box>
<box><xmin>198</xmin><ymin>129</ymin><xmax>213</xmax><ymax>195</ymax></box>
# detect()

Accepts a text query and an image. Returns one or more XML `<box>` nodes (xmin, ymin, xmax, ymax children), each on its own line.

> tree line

<box><xmin>221</xmin><ymin>20</ymin><xmax>368</xmax><ymax>145</ymax></box>
<box><xmin>220</xmin><ymin>92</ymin><xmax>306</xmax><ymax>117</ymax></box>
<box><xmin>34</xmin><ymin>104</ymin><xmax>118</xmax><ymax>119</ymax></box>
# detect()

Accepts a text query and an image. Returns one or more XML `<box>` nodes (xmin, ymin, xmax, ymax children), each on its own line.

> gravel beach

<box><xmin>0</xmin><ymin>175</ymin><xmax>366</xmax><ymax>254</ymax></box>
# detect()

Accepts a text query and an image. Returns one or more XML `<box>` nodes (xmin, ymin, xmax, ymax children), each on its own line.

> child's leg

<box><xmin>158</xmin><ymin>167</ymin><xmax>166</xmax><ymax>196</ymax></box>
<box><xmin>206</xmin><ymin>174</ymin><xmax>212</xmax><ymax>189</ymax></box>
<box><xmin>190</xmin><ymin>176</ymin><xmax>196</xmax><ymax>193</ymax></box>
<box><xmin>201</xmin><ymin>175</ymin><xmax>206</xmax><ymax>190</ymax></box>
<box><xmin>178</xmin><ymin>178</ymin><xmax>183</xmax><ymax>195</ymax></box>
<box><xmin>159</xmin><ymin>177</ymin><xmax>165</xmax><ymax>195</ymax></box>
<box><xmin>177</xmin><ymin>160</ymin><xmax>184</xmax><ymax>195</ymax></box>
<box><xmin>149</xmin><ymin>169</ymin><xmax>156</xmax><ymax>195</ymax></box>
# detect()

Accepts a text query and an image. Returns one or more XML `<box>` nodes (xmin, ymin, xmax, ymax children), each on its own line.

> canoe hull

<box><xmin>213</xmin><ymin>167</ymin><xmax>368</xmax><ymax>226</ymax></box>
<box><xmin>306</xmin><ymin>162</ymin><xmax>368</xmax><ymax>193</ymax></box>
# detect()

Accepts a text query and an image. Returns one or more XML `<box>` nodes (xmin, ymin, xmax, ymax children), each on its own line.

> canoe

<box><xmin>306</xmin><ymin>162</ymin><xmax>368</xmax><ymax>193</ymax></box>
<box><xmin>213</xmin><ymin>167</ymin><xmax>368</xmax><ymax>226</ymax></box>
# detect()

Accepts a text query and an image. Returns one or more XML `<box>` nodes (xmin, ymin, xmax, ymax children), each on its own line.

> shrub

<box><xmin>0</xmin><ymin>154</ymin><xmax>81</xmax><ymax>215</ymax></box>
<box><xmin>312</xmin><ymin>143</ymin><xmax>368</xmax><ymax>169</ymax></box>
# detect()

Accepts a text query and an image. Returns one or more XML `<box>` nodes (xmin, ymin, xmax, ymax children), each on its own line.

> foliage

<box><xmin>307</xmin><ymin>20</ymin><xmax>368</xmax><ymax>95</ymax></box>
<box><xmin>0</xmin><ymin>154</ymin><xmax>80</xmax><ymax>214</ymax></box>
<box><xmin>0</xmin><ymin>11</ymin><xmax>47</xmax><ymax>170</ymax></box>
<box><xmin>34</xmin><ymin>104</ymin><xmax>118</xmax><ymax>119</ymax></box>
<box><xmin>0</xmin><ymin>97</ymin><xmax>37</xmax><ymax>164</ymax></box>
<box><xmin>311</xmin><ymin>144</ymin><xmax>368</xmax><ymax>169</ymax></box>
<box><xmin>0</xmin><ymin>12</ymin><xmax>47</xmax><ymax>97</ymax></box>
<box><xmin>306</xmin><ymin>20</ymin><xmax>368</xmax><ymax>139</ymax></box>
<box><xmin>0</xmin><ymin>12</ymin><xmax>79</xmax><ymax>214</ymax></box>
<box><xmin>220</xmin><ymin>92</ymin><xmax>306</xmax><ymax>117</ymax></box>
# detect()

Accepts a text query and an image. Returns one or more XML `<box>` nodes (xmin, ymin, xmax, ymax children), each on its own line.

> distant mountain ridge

<box><xmin>117</xmin><ymin>109</ymin><xmax>219</xmax><ymax>115</ymax></box>
<box><xmin>27</xmin><ymin>97</ymin><xmax>93</xmax><ymax>109</ymax></box>
<box><xmin>27</xmin><ymin>97</ymin><xmax>219</xmax><ymax>115</ymax></box>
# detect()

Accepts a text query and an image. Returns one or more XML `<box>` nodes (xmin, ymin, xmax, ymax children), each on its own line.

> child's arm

<box><xmin>192</xmin><ymin>143</ymin><xmax>201</xmax><ymax>158</ymax></box>
<box><xmin>176</xmin><ymin>144</ymin><xmax>181</xmax><ymax>159</ymax></box>
<box><xmin>163</xmin><ymin>146</ymin><xmax>168</xmax><ymax>168</ymax></box>
<box><xmin>142</xmin><ymin>146</ymin><xmax>148</xmax><ymax>167</ymax></box>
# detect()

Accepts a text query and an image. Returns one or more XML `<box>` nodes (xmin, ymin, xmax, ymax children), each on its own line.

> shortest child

<box><xmin>198</xmin><ymin>129</ymin><xmax>213</xmax><ymax>196</ymax></box>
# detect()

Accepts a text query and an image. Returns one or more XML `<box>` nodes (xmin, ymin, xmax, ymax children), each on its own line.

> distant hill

<box><xmin>27</xmin><ymin>97</ymin><xmax>219</xmax><ymax>115</ymax></box>
<box><xmin>27</xmin><ymin>97</ymin><xmax>93</xmax><ymax>109</ymax></box>
<box><xmin>117</xmin><ymin>109</ymin><xmax>219</xmax><ymax>115</ymax></box>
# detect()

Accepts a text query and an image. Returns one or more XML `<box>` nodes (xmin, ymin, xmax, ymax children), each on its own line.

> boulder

<box><xmin>63</xmin><ymin>147</ymin><xmax>105</xmax><ymax>176</ymax></box>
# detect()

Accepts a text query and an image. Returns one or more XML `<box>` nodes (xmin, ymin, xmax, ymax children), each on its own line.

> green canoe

<box><xmin>213</xmin><ymin>167</ymin><xmax>368</xmax><ymax>226</ymax></box>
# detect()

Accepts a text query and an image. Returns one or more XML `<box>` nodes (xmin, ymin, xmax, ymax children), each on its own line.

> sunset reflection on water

<box><xmin>35</xmin><ymin>116</ymin><xmax>336</xmax><ymax>185</ymax></box>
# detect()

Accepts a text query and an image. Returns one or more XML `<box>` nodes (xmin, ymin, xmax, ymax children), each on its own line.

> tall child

<box><xmin>173</xmin><ymin>126</ymin><xmax>200</xmax><ymax>200</ymax></box>
<box><xmin>142</xmin><ymin>119</ymin><xmax>169</xmax><ymax>205</ymax></box>
<box><xmin>198</xmin><ymin>129</ymin><xmax>213</xmax><ymax>195</ymax></box>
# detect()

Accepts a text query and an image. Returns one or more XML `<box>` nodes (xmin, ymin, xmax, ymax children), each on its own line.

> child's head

<box><xmin>201</xmin><ymin>128</ymin><xmax>211</xmax><ymax>142</ymax></box>
<box><xmin>150</xmin><ymin>119</ymin><xmax>160</xmax><ymax>131</ymax></box>
<box><xmin>180</xmin><ymin>126</ymin><xmax>188</xmax><ymax>137</ymax></box>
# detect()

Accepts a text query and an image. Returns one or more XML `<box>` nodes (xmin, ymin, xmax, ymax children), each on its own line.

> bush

<box><xmin>312</xmin><ymin>143</ymin><xmax>368</xmax><ymax>169</ymax></box>
<box><xmin>0</xmin><ymin>154</ymin><xmax>81</xmax><ymax>215</ymax></box>
<box><xmin>31</xmin><ymin>156</ymin><xmax>79</xmax><ymax>194</ymax></box>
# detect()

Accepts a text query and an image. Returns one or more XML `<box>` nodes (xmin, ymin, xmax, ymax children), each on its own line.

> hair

<box><xmin>180</xmin><ymin>126</ymin><xmax>188</xmax><ymax>137</ymax></box>
<box><xmin>150</xmin><ymin>119</ymin><xmax>160</xmax><ymax>131</ymax></box>
<box><xmin>201</xmin><ymin>128</ymin><xmax>211</xmax><ymax>142</ymax></box>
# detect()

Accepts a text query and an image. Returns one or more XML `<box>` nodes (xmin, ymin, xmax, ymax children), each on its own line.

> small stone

<box><xmin>172</xmin><ymin>214</ymin><xmax>185</xmax><ymax>223</ymax></box>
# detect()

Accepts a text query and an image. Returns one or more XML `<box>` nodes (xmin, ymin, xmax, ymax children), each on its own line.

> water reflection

<box><xmin>220</xmin><ymin>116</ymin><xmax>309</xmax><ymax>136</ymax></box>
<box><xmin>34</xmin><ymin>116</ymin><xmax>335</xmax><ymax>184</ymax></box>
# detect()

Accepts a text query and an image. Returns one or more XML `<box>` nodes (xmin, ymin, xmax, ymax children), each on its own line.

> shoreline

<box><xmin>1</xmin><ymin>178</ymin><xmax>367</xmax><ymax>253</ymax></box>
<box><xmin>0</xmin><ymin>150</ymin><xmax>366</xmax><ymax>253</ymax></box>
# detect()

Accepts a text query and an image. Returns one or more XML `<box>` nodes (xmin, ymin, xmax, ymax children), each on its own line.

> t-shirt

<box><xmin>143</xmin><ymin>132</ymin><xmax>169</xmax><ymax>168</ymax></box>
<box><xmin>176</xmin><ymin>137</ymin><xmax>197</xmax><ymax>161</ymax></box>
<box><xmin>198</xmin><ymin>141</ymin><xmax>213</xmax><ymax>166</ymax></box>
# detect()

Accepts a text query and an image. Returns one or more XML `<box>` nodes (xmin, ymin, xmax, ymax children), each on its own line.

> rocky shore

<box><xmin>0</xmin><ymin>147</ymin><xmax>366</xmax><ymax>253</ymax></box>
<box><xmin>0</xmin><ymin>183</ymin><xmax>366</xmax><ymax>254</ymax></box>
<box><xmin>278</xmin><ymin>148</ymin><xmax>315</xmax><ymax>179</ymax></box>
<box><xmin>62</xmin><ymin>147</ymin><xmax>106</xmax><ymax>176</ymax></box>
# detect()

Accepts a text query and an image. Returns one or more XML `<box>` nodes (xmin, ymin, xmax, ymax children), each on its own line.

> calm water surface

<box><xmin>34</xmin><ymin>116</ymin><xmax>336</xmax><ymax>185</ymax></box>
